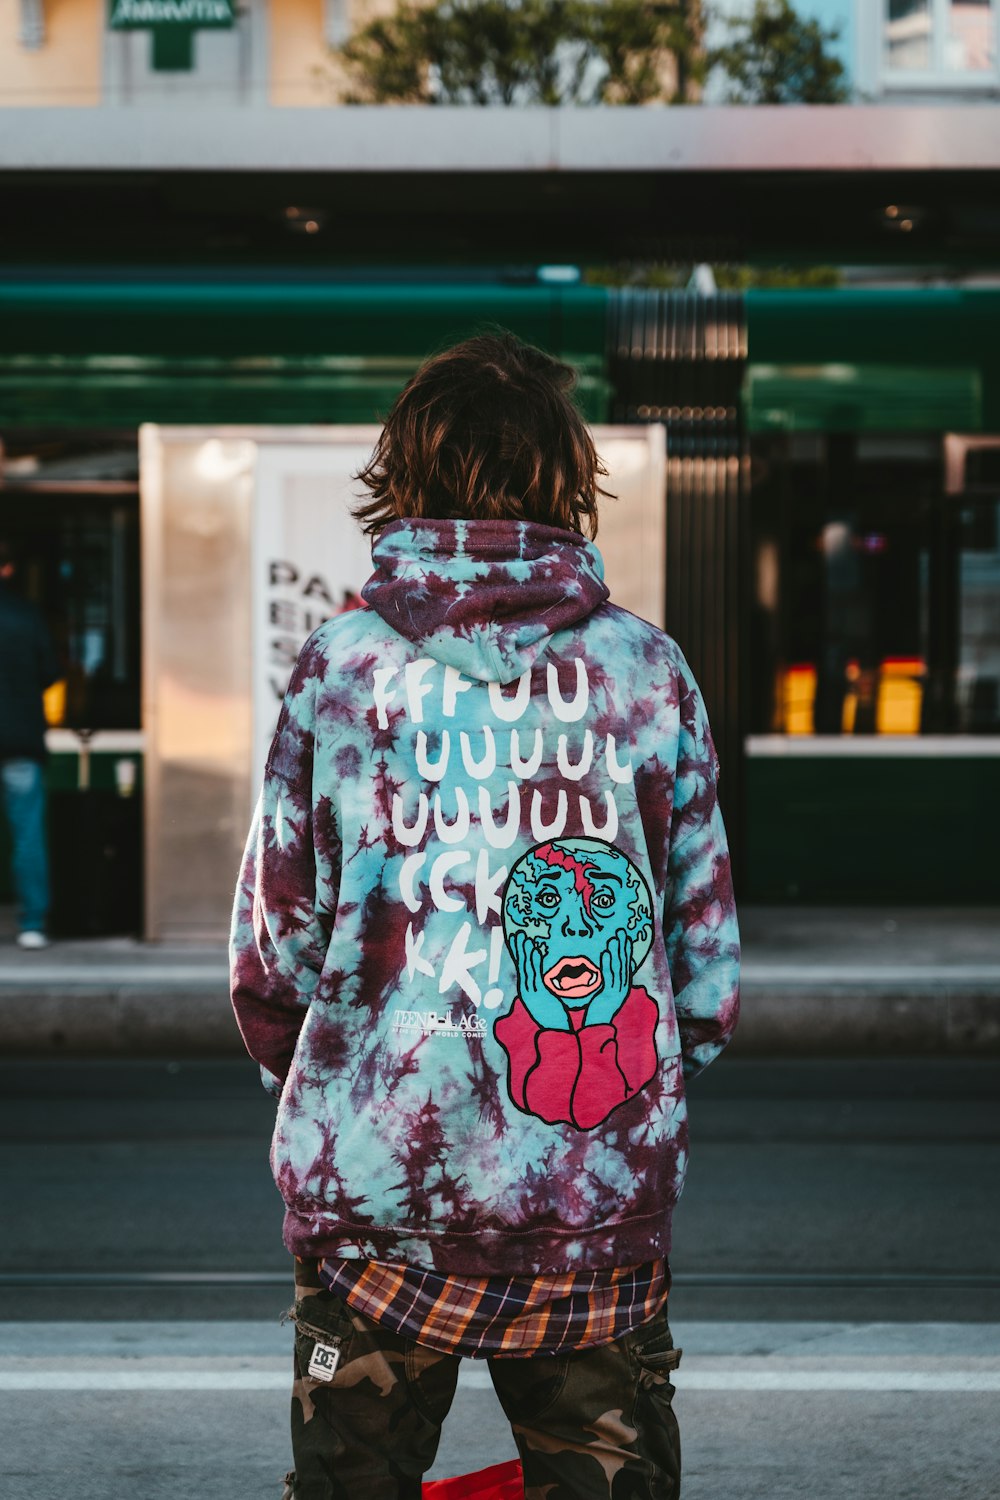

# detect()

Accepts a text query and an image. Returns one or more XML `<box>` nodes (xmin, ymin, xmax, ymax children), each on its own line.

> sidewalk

<box><xmin>735</xmin><ymin>905</ymin><xmax>1000</xmax><ymax>1054</ymax></box>
<box><xmin>0</xmin><ymin>905</ymin><xmax>998</xmax><ymax>1056</ymax></box>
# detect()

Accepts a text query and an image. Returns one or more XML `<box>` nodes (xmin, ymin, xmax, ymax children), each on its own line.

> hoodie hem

<box><xmin>282</xmin><ymin>1205</ymin><xmax>675</xmax><ymax>1276</ymax></box>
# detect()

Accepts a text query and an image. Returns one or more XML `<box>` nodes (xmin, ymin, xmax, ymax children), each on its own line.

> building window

<box><xmin>883</xmin><ymin>0</ymin><xmax>996</xmax><ymax>81</ymax></box>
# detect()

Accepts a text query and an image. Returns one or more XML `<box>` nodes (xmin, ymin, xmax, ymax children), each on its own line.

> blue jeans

<box><xmin>1</xmin><ymin>758</ymin><xmax>50</xmax><ymax>933</ymax></box>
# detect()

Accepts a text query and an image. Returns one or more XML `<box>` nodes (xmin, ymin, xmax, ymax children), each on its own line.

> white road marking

<box><xmin>0</xmin><ymin>1370</ymin><xmax>290</xmax><ymax>1391</ymax></box>
<box><xmin>1</xmin><ymin>1366</ymin><xmax>999</xmax><ymax>1394</ymax></box>
<box><xmin>696</xmin><ymin>1372</ymin><xmax>1000</xmax><ymax>1391</ymax></box>
<box><xmin>2</xmin><ymin>1323</ymin><xmax>998</xmax><ymax>1395</ymax></box>
<box><xmin>462</xmin><ymin>1368</ymin><xmax>1000</xmax><ymax>1393</ymax></box>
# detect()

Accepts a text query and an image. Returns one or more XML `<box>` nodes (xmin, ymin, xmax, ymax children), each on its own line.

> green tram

<box><xmin>0</xmin><ymin>276</ymin><xmax>997</xmax><ymax>928</ymax></box>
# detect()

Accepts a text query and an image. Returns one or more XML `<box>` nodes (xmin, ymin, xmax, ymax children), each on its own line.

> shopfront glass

<box><xmin>749</xmin><ymin>432</ymin><xmax>1000</xmax><ymax>738</ymax></box>
<box><xmin>0</xmin><ymin>435</ymin><xmax>141</xmax><ymax>731</ymax></box>
<box><xmin>0</xmin><ymin>431</ymin><xmax>143</xmax><ymax>932</ymax></box>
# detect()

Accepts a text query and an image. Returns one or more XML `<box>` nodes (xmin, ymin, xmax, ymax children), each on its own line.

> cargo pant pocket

<box><xmin>627</xmin><ymin>1310</ymin><xmax>682</xmax><ymax>1500</ymax></box>
<box><xmin>288</xmin><ymin>1281</ymin><xmax>459</xmax><ymax>1500</ymax></box>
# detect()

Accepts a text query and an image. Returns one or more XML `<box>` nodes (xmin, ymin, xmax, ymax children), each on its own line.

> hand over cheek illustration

<box><xmin>494</xmin><ymin>838</ymin><xmax>658</xmax><ymax>1130</ymax></box>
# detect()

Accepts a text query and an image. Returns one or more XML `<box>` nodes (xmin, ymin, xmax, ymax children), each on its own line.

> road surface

<box><xmin>2</xmin><ymin>1057</ymin><xmax>998</xmax><ymax>1497</ymax></box>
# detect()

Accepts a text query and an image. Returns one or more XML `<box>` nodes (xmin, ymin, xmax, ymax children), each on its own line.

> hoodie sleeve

<box><xmin>663</xmin><ymin>648</ymin><xmax>741</xmax><ymax>1083</ymax></box>
<box><xmin>229</xmin><ymin>636</ymin><xmax>340</xmax><ymax>1092</ymax></box>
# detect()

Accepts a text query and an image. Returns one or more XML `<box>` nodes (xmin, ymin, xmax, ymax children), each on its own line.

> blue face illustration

<box><xmin>501</xmin><ymin>839</ymin><xmax>653</xmax><ymax>1022</ymax></box>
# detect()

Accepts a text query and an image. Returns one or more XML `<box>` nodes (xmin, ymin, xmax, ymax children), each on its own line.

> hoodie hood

<box><xmin>360</xmin><ymin>517</ymin><xmax>610</xmax><ymax>684</ymax></box>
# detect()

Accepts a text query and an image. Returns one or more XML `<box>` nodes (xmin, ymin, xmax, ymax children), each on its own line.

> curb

<box><xmin>731</xmin><ymin>980</ymin><xmax>1000</xmax><ymax>1056</ymax></box>
<box><xmin>1</xmin><ymin>975</ymin><xmax>999</xmax><ymax>1056</ymax></box>
<box><xmin>0</xmin><ymin>984</ymin><xmax>237</xmax><ymax>1056</ymax></box>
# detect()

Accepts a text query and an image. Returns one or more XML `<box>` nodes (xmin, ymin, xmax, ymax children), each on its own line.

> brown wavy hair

<box><xmin>351</xmin><ymin>329</ymin><xmax>614</xmax><ymax>539</ymax></box>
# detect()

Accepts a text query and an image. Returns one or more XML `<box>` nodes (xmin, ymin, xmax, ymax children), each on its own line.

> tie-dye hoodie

<box><xmin>230</xmin><ymin>517</ymin><xmax>740</xmax><ymax>1275</ymax></box>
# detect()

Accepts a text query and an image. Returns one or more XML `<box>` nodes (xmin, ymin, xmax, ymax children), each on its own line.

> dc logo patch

<box><xmin>307</xmin><ymin>1340</ymin><xmax>342</xmax><ymax>1382</ymax></box>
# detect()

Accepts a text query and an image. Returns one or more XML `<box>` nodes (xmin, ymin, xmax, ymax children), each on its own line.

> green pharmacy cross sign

<box><xmin>107</xmin><ymin>0</ymin><xmax>236</xmax><ymax>72</ymax></box>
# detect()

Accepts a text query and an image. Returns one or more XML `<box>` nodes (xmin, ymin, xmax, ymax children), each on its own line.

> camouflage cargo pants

<box><xmin>284</xmin><ymin>1258</ymin><xmax>682</xmax><ymax>1500</ymax></box>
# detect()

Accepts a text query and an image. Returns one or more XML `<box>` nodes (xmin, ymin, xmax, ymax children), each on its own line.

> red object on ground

<box><xmin>423</xmin><ymin>1458</ymin><xmax>524</xmax><ymax>1498</ymax></box>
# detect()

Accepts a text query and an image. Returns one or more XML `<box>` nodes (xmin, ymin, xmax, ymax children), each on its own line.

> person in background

<box><xmin>231</xmin><ymin>331</ymin><xmax>741</xmax><ymax>1499</ymax></box>
<box><xmin>0</xmin><ymin>540</ymin><xmax>60</xmax><ymax>948</ymax></box>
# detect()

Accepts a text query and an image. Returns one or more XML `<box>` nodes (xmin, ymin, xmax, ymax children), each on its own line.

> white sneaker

<box><xmin>17</xmin><ymin>930</ymin><xmax>49</xmax><ymax>950</ymax></box>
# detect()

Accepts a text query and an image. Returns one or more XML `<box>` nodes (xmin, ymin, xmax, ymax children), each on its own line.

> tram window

<box><xmin>750</xmin><ymin>432</ymin><xmax>1000</xmax><ymax>737</ymax></box>
<box><xmin>0</xmin><ymin>435</ymin><xmax>140</xmax><ymax>731</ymax></box>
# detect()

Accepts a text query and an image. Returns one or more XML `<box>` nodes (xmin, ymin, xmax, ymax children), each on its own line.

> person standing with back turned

<box><xmin>0</xmin><ymin>540</ymin><xmax>60</xmax><ymax>949</ymax></box>
<box><xmin>230</xmin><ymin>331</ymin><xmax>741</xmax><ymax>1500</ymax></box>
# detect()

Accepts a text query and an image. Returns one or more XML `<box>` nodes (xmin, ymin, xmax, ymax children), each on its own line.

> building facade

<box><xmin>3</xmin><ymin>0</ymin><xmax>411</xmax><ymax>106</ymax></box>
<box><xmin>3</xmin><ymin>0</ymin><xmax>698</xmax><ymax>107</ymax></box>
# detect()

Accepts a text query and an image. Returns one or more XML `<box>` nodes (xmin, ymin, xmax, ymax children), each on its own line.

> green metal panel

<box><xmin>0</xmin><ymin>279</ymin><xmax>611</xmax><ymax>425</ymax></box>
<box><xmin>44</xmin><ymin>750</ymin><xmax>144</xmax><ymax>794</ymax></box>
<box><xmin>744</xmin><ymin>363</ymin><xmax>982</xmax><ymax>432</ymax></box>
<box><xmin>746</xmin><ymin>288</ymin><xmax>1000</xmax><ymax>432</ymax></box>
<box><xmin>0</xmin><ymin>278</ymin><xmax>607</xmax><ymax>357</ymax></box>
<box><xmin>0</xmin><ymin>352</ymin><xmax>610</xmax><ymax>427</ymax></box>
<box><xmin>745</xmin><ymin>755</ymin><xmax>1000</xmax><ymax>903</ymax></box>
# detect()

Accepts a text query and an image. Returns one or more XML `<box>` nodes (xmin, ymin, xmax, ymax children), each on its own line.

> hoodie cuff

<box><xmin>260</xmin><ymin>1064</ymin><xmax>284</xmax><ymax>1100</ymax></box>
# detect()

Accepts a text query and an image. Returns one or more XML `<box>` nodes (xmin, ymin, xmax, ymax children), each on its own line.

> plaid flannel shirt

<box><xmin>315</xmin><ymin>1256</ymin><xmax>670</xmax><ymax>1359</ymax></box>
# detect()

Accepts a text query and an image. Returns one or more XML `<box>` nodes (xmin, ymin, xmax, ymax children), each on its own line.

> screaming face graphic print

<box><xmin>494</xmin><ymin>838</ymin><xmax>660</xmax><ymax>1131</ymax></box>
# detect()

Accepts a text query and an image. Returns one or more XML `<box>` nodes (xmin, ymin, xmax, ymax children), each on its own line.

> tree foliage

<box><xmin>708</xmin><ymin>0</ymin><xmax>848</xmax><ymax>104</ymax></box>
<box><xmin>333</xmin><ymin>0</ymin><xmax>848</xmax><ymax>108</ymax></box>
<box><xmin>582</xmin><ymin>262</ymin><xmax>842</xmax><ymax>289</ymax></box>
<box><xmin>335</xmin><ymin>0</ymin><xmax>703</xmax><ymax>107</ymax></box>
